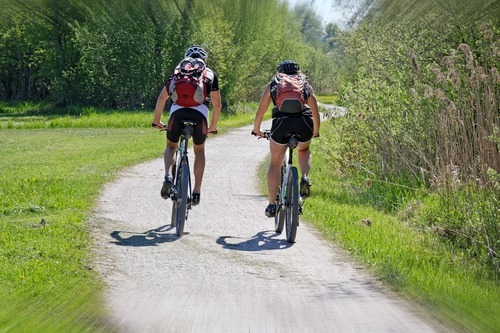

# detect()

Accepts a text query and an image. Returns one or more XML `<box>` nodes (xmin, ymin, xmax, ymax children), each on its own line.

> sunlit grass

<box><xmin>0</xmin><ymin>105</ymin><xmax>258</xmax><ymax>332</ymax></box>
<box><xmin>301</xmin><ymin>121</ymin><xmax>500</xmax><ymax>333</ymax></box>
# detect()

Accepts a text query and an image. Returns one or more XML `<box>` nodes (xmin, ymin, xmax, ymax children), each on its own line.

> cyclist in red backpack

<box><xmin>152</xmin><ymin>45</ymin><xmax>222</xmax><ymax>206</ymax></box>
<box><xmin>252</xmin><ymin>60</ymin><xmax>320</xmax><ymax>217</ymax></box>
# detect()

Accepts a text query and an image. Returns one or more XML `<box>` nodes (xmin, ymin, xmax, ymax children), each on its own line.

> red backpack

<box><xmin>270</xmin><ymin>73</ymin><xmax>308</xmax><ymax>114</ymax></box>
<box><xmin>167</xmin><ymin>57</ymin><xmax>208</xmax><ymax>107</ymax></box>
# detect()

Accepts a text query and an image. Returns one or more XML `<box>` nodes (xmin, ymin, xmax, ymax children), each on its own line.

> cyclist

<box><xmin>152</xmin><ymin>45</ymin><xmax>221</xmax><ymax>206</ymax></box>
<box><xmin>252</xmin><ymin>60</ymin><xmax>320</xmax><ymax>217</ymax></box>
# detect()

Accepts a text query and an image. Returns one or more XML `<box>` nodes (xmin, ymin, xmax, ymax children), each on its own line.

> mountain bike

<box><xmin>167</xmin><ymin>120</ymin><xmax>196</xmax><ymax>237</ymax></box>
<box><xmin>253</xmin><ymin>130</ymin><xmax>301</xmax><ymax>243</ymax></box>
<box><xmin>158</xmin><ymin>120</ymin><xmax>217</xmax><ymax>237</ymax></box>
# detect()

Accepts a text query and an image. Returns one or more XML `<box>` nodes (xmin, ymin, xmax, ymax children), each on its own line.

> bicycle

<box><xmin>169</xmin><ymin>120</ymin><xmax>197</xmax><ymax>237</ymax></box>
<box><xmin>252</xmin><ymin>130</ymin><xmax>302</xmax><ymax>243</ymax></box>
<box><xmin>156</xmin><ymin>120</ymin><xmax>216</xmax><ymax>237</ymax></box>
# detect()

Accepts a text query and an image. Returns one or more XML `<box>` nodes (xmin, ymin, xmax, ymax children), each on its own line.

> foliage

<box><xmin>305</xmin><ymin>120</ymin><xmax>500</xmax><ymax>333</ymax></box>
<box><xmin>0</xmin><ymin>0</ymin><xmax>338</xmax><ymax>109</ymax></box>
<box><xmin>326</xmin><ymin>0</ymin><xmax>499</xmax><ymax>275</ymax></box>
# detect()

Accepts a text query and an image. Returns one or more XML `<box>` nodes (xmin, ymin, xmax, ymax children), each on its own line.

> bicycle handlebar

<box><xmin>152</xmin><ymin>122</ymin><xmax>217</xmax><ymax>134</ymax></box>
<box><xmin>251</xmin><ymin>130</ymin><xmax>271</xmax><ymax>139</ymax></box>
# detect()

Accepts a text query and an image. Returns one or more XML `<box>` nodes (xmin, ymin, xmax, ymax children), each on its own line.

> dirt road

<box><xmin>91</xmin><ymin>122</ymin><xmax>452</xmax><ymax>332</ymax></box>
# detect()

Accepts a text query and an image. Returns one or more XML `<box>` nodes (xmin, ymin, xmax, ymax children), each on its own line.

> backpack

<box><xmin>270</xmin><ymin>73</ymin><xmax>309</xmax><ymax>114</ymax></box>
<box><xmin>167</xmin><ymin>57</ymin><xmax>208</xmax><ymax>107</ymax></box>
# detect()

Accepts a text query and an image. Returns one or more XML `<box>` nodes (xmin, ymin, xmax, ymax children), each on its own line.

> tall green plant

<box><xmin>329</xmin><ymin>0</ymin><xmax>499</xmax><ymax>274</ymax></box>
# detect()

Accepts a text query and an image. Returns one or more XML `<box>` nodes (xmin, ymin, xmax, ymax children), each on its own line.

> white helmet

<box><xmin>184</xmin><ymin>45</ymin><xmax>208</xmax><ymax>61</ymax></box>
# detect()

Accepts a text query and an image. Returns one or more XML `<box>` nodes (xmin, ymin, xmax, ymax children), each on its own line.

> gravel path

<box><xmin>90</xmin><ymin>122</ymin><xmax>452</xmax><ymax>333</ymax></box>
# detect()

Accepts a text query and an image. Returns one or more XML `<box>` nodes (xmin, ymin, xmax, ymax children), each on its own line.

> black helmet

<box><xmin>277</xmin><ymin>60</ymin><xmax>300</xmax><ymax>74</ymax></box>
<box><xmin>185</xmin><ymin>45</ymin><xmax>208</xmax><ymax>61</ymax></box>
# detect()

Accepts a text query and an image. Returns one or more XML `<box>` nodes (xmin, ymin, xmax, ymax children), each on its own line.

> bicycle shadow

<box><xmin>216</xmin><ymin>230</ymin><xmax>293</xmax><ymax>251</ymax></box>
<box><xmin>109</xmin><ymin>224</ymin><xmax>179</xmax><ymax>247</ymax></box>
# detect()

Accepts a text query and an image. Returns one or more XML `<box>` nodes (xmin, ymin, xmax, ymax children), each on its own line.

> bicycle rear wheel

<box><xmin>285</xmin><ymin>167</ymin><xmax>299</xmax><ymax>243</ymax></box>
<box><xmin>275</xmin><ymin>192</ymin><xmax>285</xmax><ymax>233</ymax></box>
<box><xmin>274</xmin><ymin>164</ymin><xmax>286</xmax><ymax>233</ymax></box>
<box><xmin>170</xmin><ymin>200</ymin><xmax>178</xmax><ymax>227</ymax></box>
<box><xmin>176</xmin><ymin>163</ymin><xmax>190</xmax><ymax>237</ymax></box>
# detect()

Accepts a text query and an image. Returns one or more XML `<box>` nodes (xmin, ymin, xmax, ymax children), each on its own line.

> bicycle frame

<box><xmin>254</xmin><ymin>130</ymin><xmax>300</xmax><ymax>243</ymax></box>
<box><xmin>278</xmin><ymin>135</ymin><xmax>300</xmax><ymax>243</ymax></box>
<box><xmin>170</xmin><ymin>120</ymin><xmax>195</xmax><ymax>236</ymax></box>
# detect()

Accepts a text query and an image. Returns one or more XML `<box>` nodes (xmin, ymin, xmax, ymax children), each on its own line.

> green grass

<box><xmin>0</xmin><ymin>101</ymin><xmax>263</xmax><ymax>131</ymax></box>
<box><xmin>0</xmin><ymin>103</ymin><xmax>261</xmax><ymax>332</ymax></box>
<box><xmin>301</xmin><ymin>121</ymin><xmax>500</xmax><ymax>333</ymax></box>
<box><xmin>0</xmin><ymin>128</ymin><xmax>162</xmax><ymax>332</ymax></box>
<box><xmin>2</xmin><ymin>102</ymin><xmax>498</xmax><ymax>332</ymax></box>
<box><xmin>316</xmin><ymin>95</ymin><xmax>338</xmax><ymax>105</ymax></box>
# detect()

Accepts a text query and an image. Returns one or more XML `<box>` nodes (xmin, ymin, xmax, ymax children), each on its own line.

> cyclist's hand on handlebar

<box><xmin>207</xmin><ymin>126</ymin><xmax>218</xmax><ymax>135</ymax></box>
<box><xmin>251</xmin><ymin>129</ymin><xmax>264</xmax><ymax>138</ymax></box>
<box><xmin>152</xmin><ymin>121</ymin><xmax>165</xmax><ymax>130</ymax></box>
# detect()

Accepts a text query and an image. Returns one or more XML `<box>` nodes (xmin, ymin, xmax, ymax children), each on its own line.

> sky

<box><xmin>284</xmin><ymin>0</ymin><xmax>357</xmax><ymax>25</ymax></box>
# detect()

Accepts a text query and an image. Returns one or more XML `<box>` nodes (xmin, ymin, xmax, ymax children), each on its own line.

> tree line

<box><xmin>0</xmin><ymin>0</ymin><xmax>338</xmax><ymax>109</ymax></box>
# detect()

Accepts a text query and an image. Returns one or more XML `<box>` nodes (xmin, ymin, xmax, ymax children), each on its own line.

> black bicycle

<box><xmin>169</xmin><ymin>120</ymin><xmax>196</xmax><ymax>236</ymax></box>
<box><xmin>157</xmin><ymin>120</ymin><xmax>216</xmax><ymax>237</ymax></box>
<box><xmin>253</xmin><ymin>130</ymin><xmax>302</xmax><ymax>243</ymax></box>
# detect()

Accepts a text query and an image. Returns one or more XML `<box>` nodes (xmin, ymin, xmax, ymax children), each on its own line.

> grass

<box><xmin>1</xmin><ymin>101</ymin><xmax>498</xmax><ymax>332</ymax></box>
<box><xmin>316</xmin><ymin>95</ymin><xmax>338</xmax><ymax>105</ymax></box>
<box><xmin>0</xmin><ymin>102</ymin><xmax>264</xmax><ymax>332</ymax></box>
<box><xmin>0</xmin><ymin>128</ymin><xmax>162</xmax><ymax>332</ymax></box>
<box><xmin>301</xmin><ymin>121</ymin><xmax>500</xmax><ymax>333</ymax></box>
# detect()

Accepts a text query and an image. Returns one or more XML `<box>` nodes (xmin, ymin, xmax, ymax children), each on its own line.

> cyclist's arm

<box><xmin>307</xmin><ymin>90</ymin><xmax>321</xmax><ymax>137</ymax></box>
<box><xmin>152</xmin><ymin>86</ymin><xmax>169</xmax><ymax>127</ymax></box>
<box><xmin>208</xmin><ymin>90</ymin><xmax>222</xmax><ymax>133</ymax></box>
<box><xmin>253</xmin><ymin>84</ymin><xmax>272</xmax><ymax>136</ymax></box>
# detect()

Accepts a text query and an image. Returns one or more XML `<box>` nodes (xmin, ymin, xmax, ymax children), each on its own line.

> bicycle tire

<box><xmin>274</xmin><ymin>164</ymin><xmax>286</xmax><ymax>233</ymax></box>
<box><xmin>176</xmin><ymin>163</ymin><xmax>190</xmax><ymax>237</ymax></box>
<box><xmin>170</xmin><ymin>200</ymin><xmax>178</xmax><ymax>227</ymax></box>
<box><xmin>285</xmin><ymin>167</ymin><xmax>299</xmax><ymax>243</ymax></box>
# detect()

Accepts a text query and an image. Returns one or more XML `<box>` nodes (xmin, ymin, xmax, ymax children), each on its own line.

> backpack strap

<box><xmin>269</xmin><ymin>75</ymin><xmax>281</xmax><ymax>106</ymax></box>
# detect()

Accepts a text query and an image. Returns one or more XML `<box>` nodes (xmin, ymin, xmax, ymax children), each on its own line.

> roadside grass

<box><xmin>0</xmin><ymin>104</ymin><xmax>261</xmax><ymax>332</ymax></box>
<box><xmin>3</xmin><ymin>101</ymin><xmax>497</xmax><ymax>332</ymax></box>
<box><xmin>316</xmin><ymin>95</ymin><xmax>338</xmax><ymax>105</ymax></box>
<box><xmin>1</xmin><ymin>128</ymin><xmax>162</xmax><ymax>332</ymax></box>
<box><xmin>256</xmin><ymin>106</ymin><xmax>498</xmax><ymax>332</ymax></box>
<box><xmin>301</xmin><ymin>121</ymin><xmax>500</xmax><ymax>333</ymax></box>
<box><xmin>0</xmin><ymin>101</ymin><xmax>262</xmax><ymax>131</ymax></box>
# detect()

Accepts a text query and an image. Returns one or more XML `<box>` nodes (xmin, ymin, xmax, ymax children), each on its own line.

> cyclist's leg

<box><xmin>192</xmin><ymin>143</ymin><xmax>205</xmax><ymax>193</ymax></box>
<box><xmin>164</xmin><ymin>140</ymin><xmax>177</xmax><ymax>178</ymax></box>
<box><xmin>269</xmin><ymin>118</ymin><xmax>288</xmax><ymax>206</ymax></box>
<box><xmin>191</xmin><ymin>112</ymin><xmax>208</xmax><ymax>204</ymax></box>
<box><xmin>165</xmin><ymin>113</ymin><xmax>183</xmax><ymax>178</ymax></box>
<box><xmin>296</xmin><ymin>116</ymin><xmax>314</xmax><ymax>197</ymax></box>
<box><xmin>297</xmin><ymin>142</ymin><xmax>311</xmax><ymax>177</ymax></box>
<box><xmin>268</xmin><ymin>140</ymin><xmax>287</xmax><ymax>204</ymax></box>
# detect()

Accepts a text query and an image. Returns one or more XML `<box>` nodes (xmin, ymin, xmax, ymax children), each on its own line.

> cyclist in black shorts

<box><xmin>252</xmin><ymin>60</ymin><xmax>320</xmax><ymax>217</ymax></box>
<box><xmin>153</xmin><ymin>45</ymin><xmax>221</xmax><ymax>206</ymax></box>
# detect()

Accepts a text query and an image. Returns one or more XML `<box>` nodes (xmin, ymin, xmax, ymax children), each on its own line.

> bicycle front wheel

<box><xmin>176</xmin><ymin>163</ymin><xmax>190</xmax><ymax>237</ymax></box>
<box><xmin>285</xmin><ymin>167</ymin><xmax>299</xmax><ymax>243</ymax></box>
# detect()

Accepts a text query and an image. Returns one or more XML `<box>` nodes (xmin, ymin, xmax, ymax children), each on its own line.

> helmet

<box><xmin>185</xmin><ymin>45</ymin><xmax>208</xmax><ymax>61</ymax></box>
<box><xmin>277</xmin><ymin>60</ymin><xmax>300</xmax><ymax>74</ymax></box>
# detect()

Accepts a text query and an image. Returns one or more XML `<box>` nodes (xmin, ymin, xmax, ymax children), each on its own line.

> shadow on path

<box><xmin>110</xmin><ymin>224</ymin><xmax>178</xmax><ymax>246</ymax></box>
<box><xmin>216</xmin><ymin>230</ymin><xmax>293</xmax><ymax>251</ymax></box>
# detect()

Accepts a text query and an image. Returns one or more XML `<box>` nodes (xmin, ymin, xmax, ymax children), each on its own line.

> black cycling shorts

<box><xmin>166</xmin><ymin>108</ymin><xmax>208</xmax><ymax>145</ymax></box>
<box><xmin>270</xmin><ymin>116</ymin><xmax>314</xmax><ymax>145</ymax></box>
